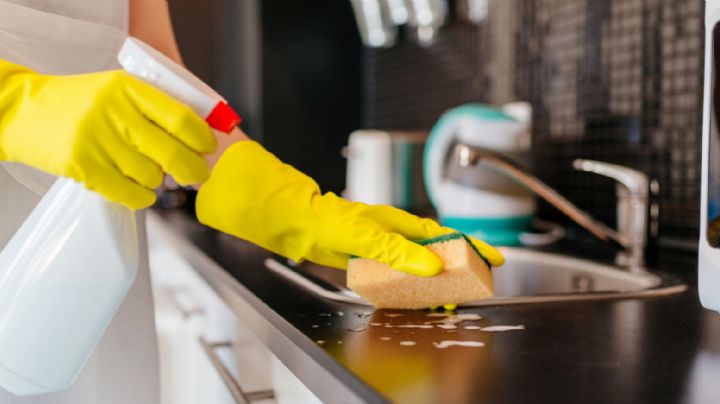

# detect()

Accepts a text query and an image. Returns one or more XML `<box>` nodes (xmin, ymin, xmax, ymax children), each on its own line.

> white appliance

<box><xmin>699</xmin><ymin>0</ymin><xmax>720</xmax><ymax>313</ymax></box>
<box><xmin>344</xmin><ymin>130</ymin><xmax>428</xmax><ymax>211</ymax></box>
<box><xmin>0</xmin><ymin>37</ymin><xmax>239</xmax><ymax>396</ymax></box>
<box><xmin>423</xmin><ymin>103</ymin><xmax>535</xmax><ymax>245</ymax></box>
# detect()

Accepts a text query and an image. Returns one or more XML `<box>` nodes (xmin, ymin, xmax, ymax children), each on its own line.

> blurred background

<box><xmin>167</xmin><ymin>0</ymin><xmax>704</xmax><ymax>267</ymax></box>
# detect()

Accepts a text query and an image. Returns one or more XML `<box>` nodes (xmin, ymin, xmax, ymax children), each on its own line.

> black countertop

<box><xmin>153</xmin><ymin>210</ymin><xmax>720</xmax><ymax>404</ymax></box>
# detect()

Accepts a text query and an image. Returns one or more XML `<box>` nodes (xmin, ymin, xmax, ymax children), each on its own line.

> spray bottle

<box><xmin>0</xmin><ymin>37</ymin><xmax>239</xmax><ymax>395</ymax></box>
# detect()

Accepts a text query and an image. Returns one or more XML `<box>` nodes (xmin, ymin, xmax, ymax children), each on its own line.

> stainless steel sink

<box><xmin>264</xmin><ymin>247</ymin><xmax>686</xmax><ymax>307</ymax></box>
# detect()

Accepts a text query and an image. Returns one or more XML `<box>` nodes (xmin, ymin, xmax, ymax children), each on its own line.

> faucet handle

<box><xmin>572</xmin><ymin>159</ymin><xmax>649</xmax><ymax>199</ymax></box>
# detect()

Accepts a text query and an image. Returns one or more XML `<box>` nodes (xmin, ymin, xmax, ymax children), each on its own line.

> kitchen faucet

<box><xmin>454</xmin><ymin>143</ymin><xmax>650</xmax><ymax>272</ymax></box>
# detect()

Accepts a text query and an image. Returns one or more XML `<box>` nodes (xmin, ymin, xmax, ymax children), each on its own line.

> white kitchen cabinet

<box><xmin>147</xmin><ymin>219</ymin><xmax>321</xmax><ymax>404</ymax></box>
<box><xmin>150</xmin><ymin>243</ymin><xmax>239</xmax><ymax>404</ymax></box>
<box><xmin>271</xmin><ymin>357</ymin><xmax>323</xmax><ymax>404</ymax></box>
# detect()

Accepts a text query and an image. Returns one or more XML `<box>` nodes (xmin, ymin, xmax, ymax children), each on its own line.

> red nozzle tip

<box><xmin>206</xmin><ymin>101</ymin><xmax>241</xmax><ymax>133</ymax></box>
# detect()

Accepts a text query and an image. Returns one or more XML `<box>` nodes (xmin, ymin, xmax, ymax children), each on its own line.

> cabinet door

<box><xmin>149</xmin><ymin>236</ymin><xmax>275</xmax><ymax>404</ymax></box>
<box><xmin>271</xmin><ymin>356</ymin><xmax>323</xmax><ymax>404</ymax></box>
<box><xmin>149</xmin><ymin>243</ymin><xmax>235</xmax><ymax>404</ymax></box>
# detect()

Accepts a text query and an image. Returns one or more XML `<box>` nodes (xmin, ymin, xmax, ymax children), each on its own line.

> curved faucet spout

<box><xmin>454</xmin><ymin>143</ymin><xmax>628</xmax><ymax>249</ymax></box>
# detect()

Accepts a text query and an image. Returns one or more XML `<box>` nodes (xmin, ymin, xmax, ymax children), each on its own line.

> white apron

<box><xmin>0</xmin><ymin>1</ymin><xmax>159</xmax><ymax>403</ymax></box>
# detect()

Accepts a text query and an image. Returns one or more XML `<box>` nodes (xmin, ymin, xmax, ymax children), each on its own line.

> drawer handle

<box><xmin>199</xmin><ymin>337</ymin><xmax>275</xmax><ymax>403</ymax></box>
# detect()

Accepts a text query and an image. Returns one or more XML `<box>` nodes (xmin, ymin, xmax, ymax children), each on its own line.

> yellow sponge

<box><xmin>347</xmin><ymin>233</ymin><xmax>494</xmax><ymax>309</ymax></box>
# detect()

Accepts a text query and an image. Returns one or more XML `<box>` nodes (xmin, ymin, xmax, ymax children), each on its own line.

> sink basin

<box><xmin>264</xmin><ymin>247</ymin><xmax>686</xmax><ymax>307</ymax></box>
<box><xmin>494</xmin><ymin>247</ymin><xmax>660</xmax><ymax>296</ymax></box>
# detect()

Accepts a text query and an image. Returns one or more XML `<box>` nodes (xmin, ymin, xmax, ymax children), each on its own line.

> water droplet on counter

<box><xmin>384</xmin><ymin>313</ymin><xmax>403</xmax><ymax>318</ymax></box>
<box><xmin>481</xmin><ymin>325</ymin><xmax>526</xmax><ymax>332</ymax></box>
<box><xmin>311</xmin><ymin>325</ymin><xmax>319</xmax><ymax>328</ymax></box>
<box><xmin>316</xmin><ymin>340</ymin><xmax>325</xmax><ymax>345</ymax></box>
<box><xmin>337</xmin><ymin>311</ymin><xmax>345</xmax><ymax>316</ymax></box>
<box><xmin>337</xmin><ymin>341</ymin><xmax>343</xmax><ymax>344</ymax></box>
<box><xmin>433</xmin><ymin>341</ymin><xmax>485</xmax><ymax>349</ymax></box>
<box><xmin>326</xmin><ymin>322</ymin><xmax>332</xmax><ymax>326</ymax></box>
<box><xmin>392</xmin><ymin>330</ymin><xmax>400</xmax><ymax>334</ymax></box>
<box><xmin>436</xmin><ymin>324</ymin><xmax>457</xmax><ymax>330</ymax></box>
<box><xmin>426</xmin><ymin>313</ymin><xmax>482</xmax><ymax>327</ymax></box>
<box><xmin>370</xmin><ymin>322</ymin><xmax>383</xmax><ymax>327</ymax></box>
<box><xmin>399</xmin><ymin>341</ymin><xmax>416</xmax><ymax>346</ymax></box>
<box><xmin>380</xmin><ymin>337</ymin><xmax>392</xmax><ymax>341</ymax></box>
<box><xmin>348</xmin><ymin>327</ymin><xmax>367</xmax><ymax>332</ymax></box>
<box><xmin>396</xmin><ymin>324</ymin><xmax>434</xmax><ymax>329</ymax></box>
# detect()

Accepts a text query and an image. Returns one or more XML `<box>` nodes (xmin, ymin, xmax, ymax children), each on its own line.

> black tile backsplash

<box><xmin>363</xmin><ymin>0</ymin><xmax>705</xmax><ymax>261</ymax></box>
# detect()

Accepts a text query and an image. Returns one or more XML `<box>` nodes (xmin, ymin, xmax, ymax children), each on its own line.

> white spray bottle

<box><xmin>0</xmin><ymin>37</ymin><xmax>239</xmax><ymax>395</ymax></box>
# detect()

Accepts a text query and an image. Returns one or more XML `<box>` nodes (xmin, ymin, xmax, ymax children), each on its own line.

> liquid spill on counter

<box><xmin>308</xmin><ymin>310</ymin><xmax>526</xmax><ymax>349</ymax></box>
<box><xmin>480</xmin><ymin>325</ymin><xmax>525</xmax><ymax>332</ymax></box>
<box><xmin>433</xmin><ymin>341</ymin><xmax>485</xmax><ymax>349</ymax></box>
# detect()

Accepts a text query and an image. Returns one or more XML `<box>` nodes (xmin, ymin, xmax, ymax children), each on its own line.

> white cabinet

<box><xmin>149</xmin><ymin>243</ymin><xmax>241</xmax><ymax>404</ymax></box>
<box><xmin>147</xmin><ymin>220</ymin><xmax>321</xmax><ymax>404</ymax></box>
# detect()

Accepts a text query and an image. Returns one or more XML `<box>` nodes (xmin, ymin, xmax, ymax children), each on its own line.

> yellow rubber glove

<box><xmin>196</xmin><ymin>141</ymin><xmax>504</xmax><ymax>276</ymax></box>
<box><xmin>0</xmin><ymin>59</ymin><xmax>216</xmax><ymax>210</ymax></box>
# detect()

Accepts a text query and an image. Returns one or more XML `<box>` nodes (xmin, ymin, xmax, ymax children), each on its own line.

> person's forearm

<box><xmin>128</xmin><ymin>0</ymin><xmax>248</xmax><ymax>173</ymax></box>
<box><xmin>129</xmin><ymin>0</ymin><xmax>183</xmax><ymax>64</ymax></box>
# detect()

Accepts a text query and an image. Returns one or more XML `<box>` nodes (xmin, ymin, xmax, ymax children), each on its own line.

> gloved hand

<box><xmin>0</xmin><ymin>59</ymin><xmax>216</xmax><ymax>209</ymax></box>
<box><xmin>196</xmin><ymin>141</ymin><xmax>504</xmax><ymax>276</ymax></box>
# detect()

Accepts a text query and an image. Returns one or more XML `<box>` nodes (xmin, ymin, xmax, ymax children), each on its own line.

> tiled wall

<box><xmin>363</xmin><ymin>0</ymin><xmax>705</xmax><ymax>260</ymax></box>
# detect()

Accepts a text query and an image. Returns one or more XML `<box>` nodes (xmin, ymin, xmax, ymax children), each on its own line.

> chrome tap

<box><xmin>455</xmin><ymin>143</ymin><xmax>649</xmax><ymax>272</ymax></box>
<box><xmin>572</xmin><ymin>159</ymin><xmax>649</xmax><ymax>272</ymax></box>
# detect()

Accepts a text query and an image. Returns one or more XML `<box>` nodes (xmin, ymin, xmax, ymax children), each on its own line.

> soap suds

<box><xmin>426</xmin><ymin>313</ymin><xmax>482</xmax><ymax>327</ymax></box>
<box><xmin>433</xmin><ymin>341</ymin><xmax>485</xmax><ymax>349</ymax></box>
<box><xmin>481</xmin><ymin>325</ymin><xmax>526</xmax><ymax>332</ymax></box>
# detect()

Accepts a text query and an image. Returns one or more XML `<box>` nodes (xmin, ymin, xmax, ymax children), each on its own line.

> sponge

<box><xmin>347</xmin><ymin>233</ymin><xmax>494</xmax><ymax>309</ymax></box>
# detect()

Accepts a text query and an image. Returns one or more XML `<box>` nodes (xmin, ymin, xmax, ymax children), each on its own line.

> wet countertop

<box><xmin>152</xmin><ymin>209</ymin><xmax>720</xmax><ymax>404</ymax></box>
